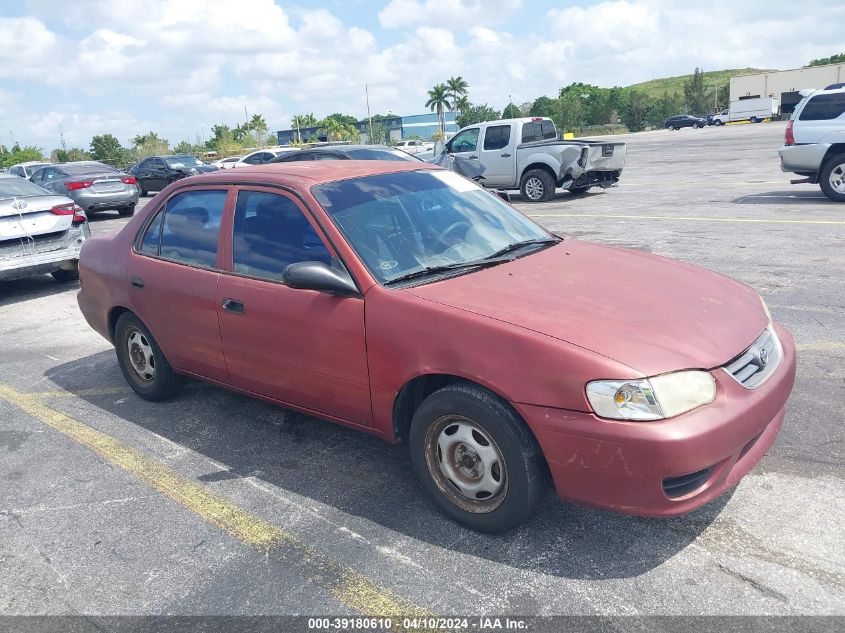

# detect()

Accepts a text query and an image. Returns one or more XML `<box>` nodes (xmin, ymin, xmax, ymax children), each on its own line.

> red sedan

<box><xmin>77</xmin><ymin>161</ymin><xmax>796</xmax><ymax>533</ymax></box>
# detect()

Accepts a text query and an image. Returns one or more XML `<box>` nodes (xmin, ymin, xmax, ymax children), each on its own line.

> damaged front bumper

<box><xmin>0</xmin><ymin>223</ymin><xmax>90</xmax><ymax>281</ymax></box>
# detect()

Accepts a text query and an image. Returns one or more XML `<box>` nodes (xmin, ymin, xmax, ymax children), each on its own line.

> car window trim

<box><xmin>132</xmin><ymin>184</ymin><xmax>234</xmax><ymax>272</ymax></box>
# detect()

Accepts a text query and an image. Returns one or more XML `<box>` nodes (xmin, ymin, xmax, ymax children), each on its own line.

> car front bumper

<box><xmin>515</xmin><ymin>323</ymin><xmax>796</xmax><ymax>517</ymax></box>
<box><xmin>70</xmin><ymin>187</ymin><xmax>139</xmax><ymax>211</ymax></box>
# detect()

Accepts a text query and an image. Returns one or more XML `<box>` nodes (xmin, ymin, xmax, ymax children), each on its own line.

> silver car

<box><xmin>8</xmin><ymin>161</ymin><xmax>51</xmax><ymax>179</ymax></box>
<box><xmin>30</xmin><ymin>161</ymin><xmax>139</xmax><ymax>216</ymax></box>
<box><xmin>0</xmin><ymin>174</ymin><xmax>90</xmax><ymax>282</ymax></box>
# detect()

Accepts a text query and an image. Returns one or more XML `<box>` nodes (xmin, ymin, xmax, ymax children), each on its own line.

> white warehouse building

<box><xmin>730</xmin><ymin>62</ymin><xmax>845</xmax><ymax>115</ymax></box>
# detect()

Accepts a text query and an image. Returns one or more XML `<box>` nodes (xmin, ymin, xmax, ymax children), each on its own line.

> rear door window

<box><xmin>799</xmin><ymin>93</ymin><xmax>845</xmax><ymax>120</ymax></box>
<box><xmin>483</xmin><ymin>125</ymin><xmax>511</xmax><ymax>150</ymax></box>
<box><xmin>232</xmin><ymin>190</ymin><xmax>331</xmax><ymax>281</ymax></box>
<box><xmin>521</xmin><ymin>122</ymin><xmax>539</xmax><ymax>143</ymax></box>
<box><xmin>540</xmin><ymin>120</ymin><xmax>556</xmax><ymax>139</ymax></box>
<box><xmin>157</xmin><ymin>190</ymin><xmax>227</xmax><ymax>268</ymax></box>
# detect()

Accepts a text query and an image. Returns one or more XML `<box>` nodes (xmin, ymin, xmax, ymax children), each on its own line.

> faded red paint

<box><xmin>77</xmin><ymin>161</ymin><xmax>796</xmax><ymax>516</ymax></box>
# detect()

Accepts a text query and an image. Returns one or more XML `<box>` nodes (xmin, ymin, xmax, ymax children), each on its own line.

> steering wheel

<box><xmin>435</xmin><ymin>221</ymin><xmax>471</xmax><ymax>246</ymax></box>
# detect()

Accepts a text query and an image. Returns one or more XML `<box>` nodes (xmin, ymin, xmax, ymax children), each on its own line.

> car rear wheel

<box><xmin>115</xmin><ymin>312</ymin><xmax>185</xmax><ymax>401</ymax></box>
<box><xmin>692</xmin><ymin>122</ymin><xmax>699</xmax><ymax>129</ymax></box>
<box><xmin>520</xmin><ymin>169</ymin><xmax>555</xmax><ymax>202</ymax></box>
<box><xmin>118</xmin><ymin>205</ymin><xmax>135</xmax><ymax>217</ymax></box>
<box><xmin>819</xmin><ymin>153</ymin><xmax>845</xmax><ymax>202</ymax></box>
<box><xmin>750</xmin><ymin>116</ymin><xmax>758</xmax><ymax>123</ymax></box>
<box><xmin>51</xmin><ymin>268</ymin><xmax>79</xmax><ymax>283</ymax></box>
<box><xmin>668</xmin><ymin>124</ymin><xmax>676</xmax><ymax>130</ymax></box>
<box><xmin>409</xmin><ymin>383</ymin><xmax>548</xmax><ymax>533</ymax></box>
<box><xmin>137</xmin><ymin>181</ymin><xmax>147</xmax><ymax>197</ymax></box>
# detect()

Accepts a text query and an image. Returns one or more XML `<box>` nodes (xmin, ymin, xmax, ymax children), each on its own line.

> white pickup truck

<box><xmin>444</xmin><ymin>117</ymin><xmax>625</xmax><ymax>201</ymax></box>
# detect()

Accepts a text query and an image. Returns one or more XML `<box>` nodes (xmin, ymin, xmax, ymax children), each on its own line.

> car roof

<box><xmin>178</xmin><ymin>160</ymin><xmax>440</xmax><ymax>189</ymax></box>
<box><xmin>309</xmin><ymin>145</ymin><xmax>396</xmax><ymax>152</ymax></box>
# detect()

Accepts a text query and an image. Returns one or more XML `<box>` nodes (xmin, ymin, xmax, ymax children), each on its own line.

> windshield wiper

<box><xmin>483</xmin><ymin>237</ymin><xmax>560</xmax><ymax>260</ymax></box>
<box><xmin>384</xmin><ymin>257</ymin><xmax>513</xmax><ymax>286</ymax></box>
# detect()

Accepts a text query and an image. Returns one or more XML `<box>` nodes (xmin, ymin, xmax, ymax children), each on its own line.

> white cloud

<box><xmin>0</xmin><ymin>17</ymin><xmax>59</xmax><ymax>79</ymax></box>
<box><xmin>379</xmin><ymin>0</ymin><xmax>523</xmax><ymax>29</ymax></box>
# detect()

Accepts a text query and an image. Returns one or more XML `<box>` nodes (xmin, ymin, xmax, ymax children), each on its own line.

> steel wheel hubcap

<box><xmin>424</xmin><ymin>416</ymin><xmax>507</xmax><ymax>513</ymax></box>
<box><xmin>830</xmin><ymin>164</ymin><xmax>845</xmax><ymax>194</ymax></box>
<box><xmin>126</xmin><ymin>328</ymin><xmax>156</xmax><ymax>382</ymax></box>
<box><xmin>525</xmin><ymin>177</ymin><xmax>544</xmax><ymax>200</ymax></box>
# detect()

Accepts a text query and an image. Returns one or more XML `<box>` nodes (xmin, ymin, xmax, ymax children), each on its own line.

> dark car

<box><xmin>665</xmin><ymin>115</ymin><xmax>706</xmax><ymax>130</ymax></box>
<box><xmin>129</xmin><ymin>154</ymin><xmax>217</xmax><ymax>196</ymax></box>
<box><xmin>77</xmin><ymin>161</ymin><xmax>795</xmax><ymax>533</ymax></box>
<box><xmin>269</xmin><ymin>144</ymin><xmax>421</xmax><ymax>163</ymax></box>
<box><xmin>30</xmin><ymin>161</ymin><xmax>139</xmax><ymax>216</ymax></box>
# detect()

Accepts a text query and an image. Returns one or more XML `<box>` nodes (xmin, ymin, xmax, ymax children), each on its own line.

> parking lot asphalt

<box><xmin>1</xmin><ymin>122</ymin><xmax>842</xmax><ymax>622</ymax></box>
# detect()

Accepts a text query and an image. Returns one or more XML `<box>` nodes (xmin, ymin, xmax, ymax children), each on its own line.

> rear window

<box><xmin>64</xmin><ymin>163</ymin><xmax>116</xmax><ymax>175</ymax></box>
<box><xmin>345</xmin><ymin>148</ymin><xmax>419</xmax><ymax>162</ymax></box>
<box><xmin>521</xmin><ymin>120</ymin><xmax>556</xmax><ymax>143</ymax></box>
<box><xmin>483</xmin><ymin>125</ymin><xmax>511</xmax><ymax>151</ymax></box>
<box><xmin>0</xmin><ymin>177</ymin><xmax>48</xmax><ymax>198</ymax></box>
<box><xmin>799</xmin><ymin>93</ymin><xmax>845</xmax><ymax>121</ymax></box>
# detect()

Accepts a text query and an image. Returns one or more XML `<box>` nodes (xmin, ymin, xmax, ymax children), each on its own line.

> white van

<box><xmin>712</xmin><ymin>97</ymin><xmax>779</xmax><ymax>125</ymax></box>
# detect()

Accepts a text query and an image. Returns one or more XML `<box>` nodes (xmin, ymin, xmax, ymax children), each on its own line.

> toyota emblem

<box><xmin>12</xmin><ymin>199</ymin><xmax>27</xmax><ymax>210</ymax></box>
<box><xmin>759</xmin><ymin>347</ymin><xmax>768</xmax><ymax>366</ymax></box>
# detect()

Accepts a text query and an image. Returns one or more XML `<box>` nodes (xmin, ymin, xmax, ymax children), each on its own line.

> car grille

<box><xmin>722</xmin><ymin>325</ymin><xmax>782</xmax><ymax>389</ymax></box>
<box><xmin>0</xmin><ymin>231</ymin><xmax>69</xmax><ymax>259</ymax></box>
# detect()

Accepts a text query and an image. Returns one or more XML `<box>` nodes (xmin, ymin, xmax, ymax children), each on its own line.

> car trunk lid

<box><xmin>0</xmin><ymin>196</ymin><xmax>74</xmax><ymax>242</ymax></box>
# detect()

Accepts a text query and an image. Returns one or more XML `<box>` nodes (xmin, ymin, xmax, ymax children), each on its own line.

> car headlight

<box><xmin>586</xmin><ymin>371</ymin><xmax>717</xmax><ymax>421</ymax></box>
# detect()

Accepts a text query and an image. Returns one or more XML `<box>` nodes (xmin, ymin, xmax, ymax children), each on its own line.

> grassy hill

<box><xmin>626</xmin><ymin>68</ymin><xmax>771</xmax><ymax>98</ymax></box>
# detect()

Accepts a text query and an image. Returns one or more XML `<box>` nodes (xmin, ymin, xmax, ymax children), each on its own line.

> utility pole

<box><xmin>59</xmin><ymin>123</ymin><xmax>66</xmax><ymax>152</ymax></box>
<box><xmin>365</xmin><ymin>84</ymin><xmax>373</xmax><ymax>145</ymax></box>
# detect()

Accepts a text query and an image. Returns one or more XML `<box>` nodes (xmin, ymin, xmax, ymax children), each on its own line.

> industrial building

<box><xmin>276</xmin><ymin>112</ymin><xmax>458</xmax><ymax>145</ymax></box>
<box><xmin>730</xmin><ymin>62</ymin><xmax>845</xmax><ymax>114</ymax></box>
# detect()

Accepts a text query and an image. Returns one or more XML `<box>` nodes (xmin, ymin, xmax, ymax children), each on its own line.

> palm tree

<box><xmin>250</xmin><ymin>113</ymin><xmax>266</xmax><ymax>131</ymax></box>
<box><xmin>291</xmin><ymin>113</ymin><xmax>318</xmax><ymax>142</ymax></box>
<box><xmin>425</xmin><ymin>84</ymin><xmax>452</xmax><ymax>137</ymax></box>
<box><xmin>453</xmin><ymin>95</ymin><xmax>470</xmax><ymax>115</ymax></box>
<box><xmin>446</xmin><ymin>76</ymin><xmax>469</xmax><ymax>110</ymax></box>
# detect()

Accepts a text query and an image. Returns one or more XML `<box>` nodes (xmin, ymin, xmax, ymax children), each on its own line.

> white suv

<box><xmin>778</xmin><ymin>86</ymin><xmax>845</xmax><ymax>202</ymax></box>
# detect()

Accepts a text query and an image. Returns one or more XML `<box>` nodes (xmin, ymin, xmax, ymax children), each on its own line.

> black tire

<box><xmin>819</xmin><ymin>152</ymin><xmax>845</xmax><ymax>203</ymax></box>
<box><xmin>51</xmin><ymin>268</ymin><xmax>79</xmax><ymax>283</ymax></box>
<box><xmin>137</xmin><ymin>181</ymin><xmax>147</xmax><ymax>197</ymax></box>
<box><xmin>692</xmin><ymin>122</ymin><xmax>699</xmax><ymax>129</ymax></box>
<box><xmin>409</xmin><ymin>382</ymin><xmax>548</xmax><ymax>533</ymax></box>
<box><xmin>519</xmin><ymin>168</ymin><xmax>556</xmax><ymax>203</ymax></box>
<box><xmin>118</xmin><ymin>205</ymin><xmax>135</xmax><ymax>217</ymax></box>
<box><xmin>667</xmin><ymin>124</ymin><xmax>675</xmax><ymax>130</ymax></box>
<box><xmin>715</xmin><ymin>120</ymin><xmax>724</xmax><ymax>126</ymax></box>
<box><xmin>114</xmin><ymin>312</ymin><xmax>185</xmax><ymax>401</ymax></box>
<box><xmin>750</xmin><ymin>116</ymin><xmax>758</xmax><ymax>123</ymax></box>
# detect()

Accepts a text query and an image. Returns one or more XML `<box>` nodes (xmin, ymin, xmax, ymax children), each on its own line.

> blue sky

<box><xmin>1</xmin><ymin>0</ymin><xmax>844</xmax><ymax>152</ymax></box>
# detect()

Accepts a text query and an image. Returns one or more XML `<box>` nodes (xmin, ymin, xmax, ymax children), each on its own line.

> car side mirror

<box><xmin>283</xmin><ymin>261</ymin><xmax>359</xmax><ymax>296</ymax></box>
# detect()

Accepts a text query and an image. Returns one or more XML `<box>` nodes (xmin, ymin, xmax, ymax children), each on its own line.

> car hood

<box><xmin>406</xmin><ymin>241</ymin><xmax>768</xmax><ymax>376</ymax></box>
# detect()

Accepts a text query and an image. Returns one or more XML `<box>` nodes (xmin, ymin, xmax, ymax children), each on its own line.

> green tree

<box><xmin>529</xmin><ymin>96</ymin><xmax>557</xmax><ymax>118</ymax></box>
<box><xmin>131</xmin><ymin>131</ymin><xmax>169</xmax><ymax>160</ymax></box>
<box><xmin>318</xmin><ymin>117</ymin><xmax>359</xmax><ymax>142</ymax></box>
<box><xmin>290</xmin><ymin>114</ymin><xmax>318</xmax><ymax>143</ymax></box>
<box><xmin>456</xmin><ymin>103</ymin><xmax>500</xmax><ymax>128</ymax></box>
<box><xmin>502</xmin><ymin>102</ymin><xmax>521</xmax><ymax>119</ymax></box>
<box><xmin>0</xmin><ymin>145</ymin><xmax>43</xmax><ymax>168</ymax></box>
<box><xmin>52</xmin><ymin>147</ymin><xmax>91</xmax><ymax>162</ymax></box>
<box><xmin>555</xmin><ymin>91</ymin><xmax>585</xmax><ymax>132</ymax></box>
<box><xmin>90</xmin><ymin>134</ymin><xmax>128</xmax><ymax>165</ymax></box>
<box><xmin>683</xmin><ymin>68</ymin><xmax>708</xmax><ymax>115</ymax></box>
<box><xmin>425</xmin><ymin>83</ymin><xmax>451</xmax><ymax>136</ymax></box>
<box><xmin>646</xmin><ymin>92</ymin><xmax>683</xmax><ymax>128</ymax></box>
<box><xmin>623</xmin><ymin>90</ymin><xmax>650</xmax><ymax>132</ymax></box>
<box><xmin>173</xmin><ymin>140</ymin><xmax>195</xmax><ymax>154</ymax></box>
<box><xmin>445</xmin><ymin>76</ymin><xmax>469</xmax><ymax>113</ymax></box>
<box><xmin>808</xmin><ymin>53</ymin><xmax>845</xmax><ymax>67</ymax></box>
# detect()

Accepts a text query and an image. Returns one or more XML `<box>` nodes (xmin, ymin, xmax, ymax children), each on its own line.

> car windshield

<box><xmin>164</xmin><ymin>155</ymin><xmax>204</xmax><ymax>168</ymax></box>
<box><xmin>0</xmin><ymin>177</ymin><xmax>49</xmax><ymax>199</ymax></box>
<box><xmin>312</xmin><ymin>169</ymin><xmax>554</xmax><ymax>285</ymax></box>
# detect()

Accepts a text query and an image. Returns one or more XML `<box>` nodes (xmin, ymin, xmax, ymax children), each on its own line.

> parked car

<box><xmin>711</xmin><ymin>97</ymin><xmax>779</xmax><ymax>125</ymax></box>
<box><xmin>130</xmin><ymin>155</ymin><xmax>217</xmax><ymax>196</ymax></box>
<box><xmin>778</xmin><ymin>86</ymin><xmax>845</xmax><ymax>202</ymax></box>
<box><xmin>395</xmin><ymin>139</ymin><xmax>433</xmax><ymax>154</ymax></box>
<box><xmin>8</xmin><ymin>161</ymin><xmax>51</xmax><ymax>179</ymax></box>
<box><xmin>211</xmin><ymin>155</ymin><xmax>244</xmax><ymax>169</ymax></box>
<box><xmin>445</xmin><ymin>117</ymin><xmax>625</xmax><ymax>201</ymax></box>
<box><xmin>269</xmin><ymin>145</ymin><xmax>421</xmax><ymax>163</ymax></box>
<box><xmin>0</xmin><ymin>173</ymin><xmax>89</xmax><ymax>282</ymax></box>
<box><xmin>30</xmin><ymin>161</ymin><xmax>139</xmax><ymax>216</ymax></box>
<box><xmin>232</xmin><ymin>148</ymin><xmax>299</xmax><ymax>168</ymax></box>
<box><xmin>77</xmin><ymin>161</ymin><xmax>795</xmax><ymax>533</ymax></box>
<box><xmin>665</xmin><ymin>115</ymin><xmax>706</xmax><ymax>130</ymax></box>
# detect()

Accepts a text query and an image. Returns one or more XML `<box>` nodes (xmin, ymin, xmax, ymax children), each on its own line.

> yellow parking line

<box><xmin>533</xmin><ymin>213</ymin><xmax>845</xmax><ymax>225</ymax></box>
<box><xmin>0</xmin><ymin>383</ymin><xmax>430</xmax><ymax>620</ymax></box>
<box><xmin>31</xmin><ymin>386</ymin><xmax>129</xmax><ymax>399</ymax></box>
<box><xmin>796</xmin><ymin>342</ymin><xmax>845</xmax><ymax>352</ymax></box>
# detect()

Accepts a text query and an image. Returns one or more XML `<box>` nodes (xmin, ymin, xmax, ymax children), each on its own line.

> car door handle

<box><xmin>130</xmin><ymin>276</ymin><xmax>145</xmax><ymax>289</ymax></box>
<box><xmin>468</xmin><ymin>155</ymin><xmax>478</xmax><ymax>159</ymax></box>
<box><xmin>222</xmin><ymin>298</ymin><xmax>245</xmax><ymax>314</ymax></box>
<box><xmin>500</xmin><ymin>152</ymin><xmax>511</xmax><ymax>157</ymax></box>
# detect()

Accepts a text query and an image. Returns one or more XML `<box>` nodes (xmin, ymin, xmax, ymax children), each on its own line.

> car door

<box><xmin>129</xmin><ymin>186</ymin><xmax>232</xmax><ymax>383</ymax></box>
<box><xmin>447</xmin><ymin>127</ymin><xmax>480</xmax><ymax>160</ymax></box>
<box><xmin>478</xmin><ymin>123</ymin><xmax>515</xmax><ymax>187</ymax></box>
<box><xmin>216</xmin><ymin>187</ymin><xmax>371</xmax><ymax>425</ymax></box>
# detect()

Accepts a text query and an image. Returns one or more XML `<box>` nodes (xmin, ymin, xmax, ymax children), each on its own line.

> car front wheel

<box><xmin>819</xmin><ymin>153</ymin><xmax>845</xmax><ymax>202</ymax></box>
<box><xmin>409</xmin><ymin>383</ymin><xmax>548</xmax><ymax>533</ymax></box>
<box><xmin>115</xmin><ymin>312</ymin><xmax>185</xmax><ymax>401</ymax></box>
<box><xmin>520</xmin><ymin>169</ymin><xmax>555</xmax><ymax>202</ymax></box>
